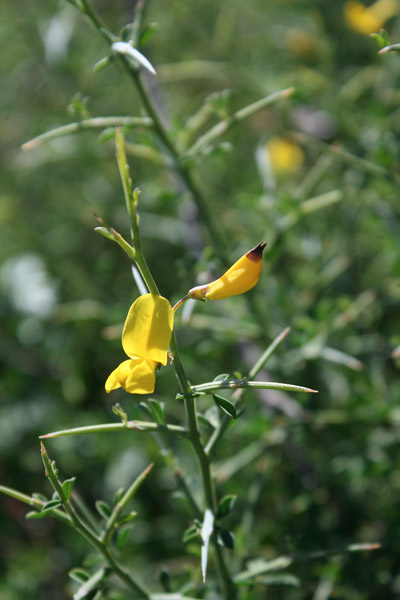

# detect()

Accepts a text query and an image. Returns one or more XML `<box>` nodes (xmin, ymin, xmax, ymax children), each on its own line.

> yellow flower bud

<box><xmin>105</xmin><ymin>294</ymin><xmax>174</xmax><ymax>395</ymax></box>
<box><xmin>188</xmin><ymin>242</ymin><xmax>266</xmax><ymax>301</ymax></box>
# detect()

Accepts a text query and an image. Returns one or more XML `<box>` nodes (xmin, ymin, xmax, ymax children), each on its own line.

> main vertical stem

<box><xmin>169</xmin><ymin>336</ymin><xmax>236</xmax><ymax>599</ymax></box>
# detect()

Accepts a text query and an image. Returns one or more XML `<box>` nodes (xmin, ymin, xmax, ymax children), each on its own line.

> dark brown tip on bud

<box><xmin>246</xmin><ymin>242</ymin><xmax>267</xmax><ymax>262</ymax></box>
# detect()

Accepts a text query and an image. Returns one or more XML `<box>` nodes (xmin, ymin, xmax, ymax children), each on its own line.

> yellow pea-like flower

<box><xmin>188</xmin><ymin>242</ymin><xmax>266</xmax><ymax>301</ymax></box>
<box><xmin>105</xmin><ymin>294</ymin><xmax>174</xmax><ymax>395</ymax></box>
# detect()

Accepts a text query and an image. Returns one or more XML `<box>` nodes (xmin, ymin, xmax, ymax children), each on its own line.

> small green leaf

<box><xmin>117</xmin><ymin>511</ymin><xmax>138</xmax><ymax>526</ymax></box>
<box><xmin>73</xmin><ymin>567</ymin><xmax>110</xmax><ymax>600</ymax></box>
<box><xmin>216</xmin><ymin>495</ymin><xmax>237</xmax><ymax>520</ymax></box>
<box><xmin>26</xmin><ymin>510</ymin><xmax>47</xmax><ymax>520</ymax></box>
<box><xmin>62</xmin><ymin>477</ymin><xmax>76</xmax><ymax>501</ymax></box>
<box><xmin>113</xmin><ymin>487</ymin><xmax>126</xmax><ymax>506</ymax></box>
<box><xmin>148</xmin><ymin>399</ymin><xmax>165</xmax><ymax>424</ymax></box>
<box><xmin>42</xmin><ymin>499</ymin><xmax>63</xmax><ymax>511</ymax></box>
<box><xmin>32</xmin><ymin>493</ymin><xmax>48</xmax><ymax>503</ymax></box>
<box><xmin>370</xmin><ymin>28</ymin><xmax>390</xmax><ymax>49</ymax></box>
<box><xmin>93</xmin><ymin>55</ymin><xmax>115</xmax><ymax>72</ymax></box>
<box><xmin>98</xmin><ymin>128</ymin><xmax>117</xmax><ymax>144</ymax></box>
<box><xmin>95</xmin><ymin>500</ymin><xmax>112</xmax><ymax>519</ymax></box>
<box><xmin>212</xmin><ymin>394</ymin><xmax>237</xmax><ymax>419</ymax></box>
<box><xmin>116</xmin><ymin>525</ymin><xmax>133</xmax><ymax>549</ymax></box>
<box><xmin>206</xmin><ymin>89</ymin><xmax>231</xmax><ymax>118</ymax></box>
<box><xmin>215</xmin><ymin>526</ymin><xmax>234</xmax><ymax>550</ymax></box>
<box><xmin>139</xmin><ymin>22</ymin><xmax>158</xmax><ymax>46</ymax></box>
<box><xmin>137</xmin><ymin>402</ymin><xmax>154</xmax><ymax>420</ymax></box>
<box><xmin>159</xmin><ymin>568</ymin><xmax>171</xmax><ymax>592</ymax></box>
<box><xmin>213</xmin><ymin>373</ymin><xmax>230</xmax><ymax>382</ymax></box>
<box><xmin>197</xmin><ymin>414</ymin><xmax>215</xmax><ymax>430</ymax></box>
<box><xmin>69</xmin><ymin>568</ymin><xmax>91</xmax><ymax>584</ymax></box>
<box><xmin>258</xmin><ymin>573</ymin><xmax>300</xmax><ymax>587</ymax></box>
<box><xmin>95</xmin><ymin>226</ymin><xmax>115</xmax><ymax>241</ymax></box>
<box><xmin>183</xmin><ymin>524</ymin><xmax>200</xmax><ymax>543</ymax></box>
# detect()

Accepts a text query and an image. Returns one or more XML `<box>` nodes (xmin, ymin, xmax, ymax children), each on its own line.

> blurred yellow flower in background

<box><xmin>105</xmin><ymin>294</ymin><xmax>174</xmax><ymax>394</ymax></box>
<box><xmin>285</xmin><ymin>28</ymin><xmax>317</xmax><ymax>57</ymax></box>
<box><xmin>266</xmin><ymin>137</ymin><xmax>304</xmax><ymax>174</ymax></box>
<box><xmin>344</xmin><ymin>0</ymin><xmax>398</xmax><ymax>35</ymax></box>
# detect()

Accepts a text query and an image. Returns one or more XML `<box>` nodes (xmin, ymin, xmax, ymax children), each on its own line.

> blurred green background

<box><xmin>1</xmin><ymin>0</ymin><xmax>400</xmax><ymax>598</ymax></box>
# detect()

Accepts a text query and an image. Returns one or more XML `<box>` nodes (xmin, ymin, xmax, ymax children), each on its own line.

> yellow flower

<box><xmin>266</xmin><ymin>137</ymin><xmax>304</xmax><ymax>174</ymax></box>
<box><xmin>188</xmin><ymin>242</ymin><xmax>266</xmax><ymax>301</ymax></box>
<box><xmin>344</xmin><ymin>0</ymin><xmax>398</xmax><ymax>35</ymax></box>
<box><xmin>105</xmin><ymin>294</ymin><xmax>174</xmax><ymax>395</ymax></box>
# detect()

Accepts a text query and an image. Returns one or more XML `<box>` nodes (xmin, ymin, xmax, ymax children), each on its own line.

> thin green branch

<box><xmin>101</xmin><ymin>463</ymin><xmax>153</xmax><ymax>543</ymax></box>
<box><xmin>22</xmin><ymin>116</ymin><xmax>153</xmax><ymax>151</ymax></box>
<box><xmin>183</xmin><ymin>379</ymin><xmax>318</xmax><ymax>399</ymax></box>
<box><xmin>184</xmin><ymin>87</ymin><xmax>295</xmax><ymax>159</ymax></box>
<box><xmin>234</xmin><ymin>542</ymin><xmax>380</xmax><ymax>583</ymax></box>
<box><xmin>79</xmin><ymin>0</ymin><xmax>116</xmax><ymax>43</ymax></box>
<box><xmin>293</xmin><ymin>131</ymin><xmax>400</xmax><ymax>184</ymax></box>
<box><xmin>248</xmin><ymin>327</ymin><xmax>291</xmax><ymax>379</ymax></box>
<box><xmin>40</xmin><ymin>421</ymin><xmax>188</xmax><ymax>439</ymax></box>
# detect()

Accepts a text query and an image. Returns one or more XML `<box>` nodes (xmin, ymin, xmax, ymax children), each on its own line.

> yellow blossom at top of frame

<box><xmin>344</xmin><ymin>0</ymin><xmax>398</xmax><ymax>35</ymax></box>
<box><xmin>266</xmin><ymin>137</ymin><xmax>304</xmax><ymax>174</ymax></box>
<box><xmin>105</xmin><ymin>294</ymin><xmax>174</xmax><ymax>395</ymax></box>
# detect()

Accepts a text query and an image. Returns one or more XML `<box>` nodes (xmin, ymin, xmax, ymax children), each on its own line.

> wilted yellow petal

<box><xmin>122</xmin><ymin>294</ymin><xmax>174</xmax><ymax>365</ymax></box>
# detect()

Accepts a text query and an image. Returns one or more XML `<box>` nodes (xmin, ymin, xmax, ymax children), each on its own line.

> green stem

<box><xmin>184</xmin><ymin>87</ymin><xmax>295</xmax><ymax>159</ymax></box>
<box><xmin>0</xmin><ymin>484</ymin><xmax>71</xmax><ymax>524</ymax></box>
<box><xmin>184</xmin><ymin>379</ymin><xmax>318</xmax><ymax>397</ymax></box>
<box><xmin>22</xmin><ymin>116</ymin><xmax>152</xmax><ymax>151</ymax></box>
<box><xmin>170</xmin><ymin>325</ymin><xmax>235</xmax><ymax>598</ymax></box>
<box><xmin>80</xmin><ymin>0</ymin><xmax>116</xmax><ymax>43</ymax></box>
<box><xmin>120</xmin><ymin>66</ymin><xmax>229</xmax><ymax>261</ymax></box>
<box><xmin>101</xmin><ymin>463</ymin><xmax>153</xmax><ymax>543</ymax></box>
<box><xmin>40</xmin><ymin>421</ymin><xmax>188</xmax><ymax>439</ymax></box>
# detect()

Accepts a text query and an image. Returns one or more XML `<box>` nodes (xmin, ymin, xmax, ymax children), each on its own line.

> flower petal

<box><xmin>124</xmin><ymin>358</ymin><xmax>157</xmax><ymax>394</ymax></box>
<box><xmin>122</xmin><ymin>294</ymin><xmax>174</xmax><ymax>365</ymax></box>
<box><xmin>105</xmin><ymin>359</ymin><xmax>133</xmax><ymax>393</ymax></box>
